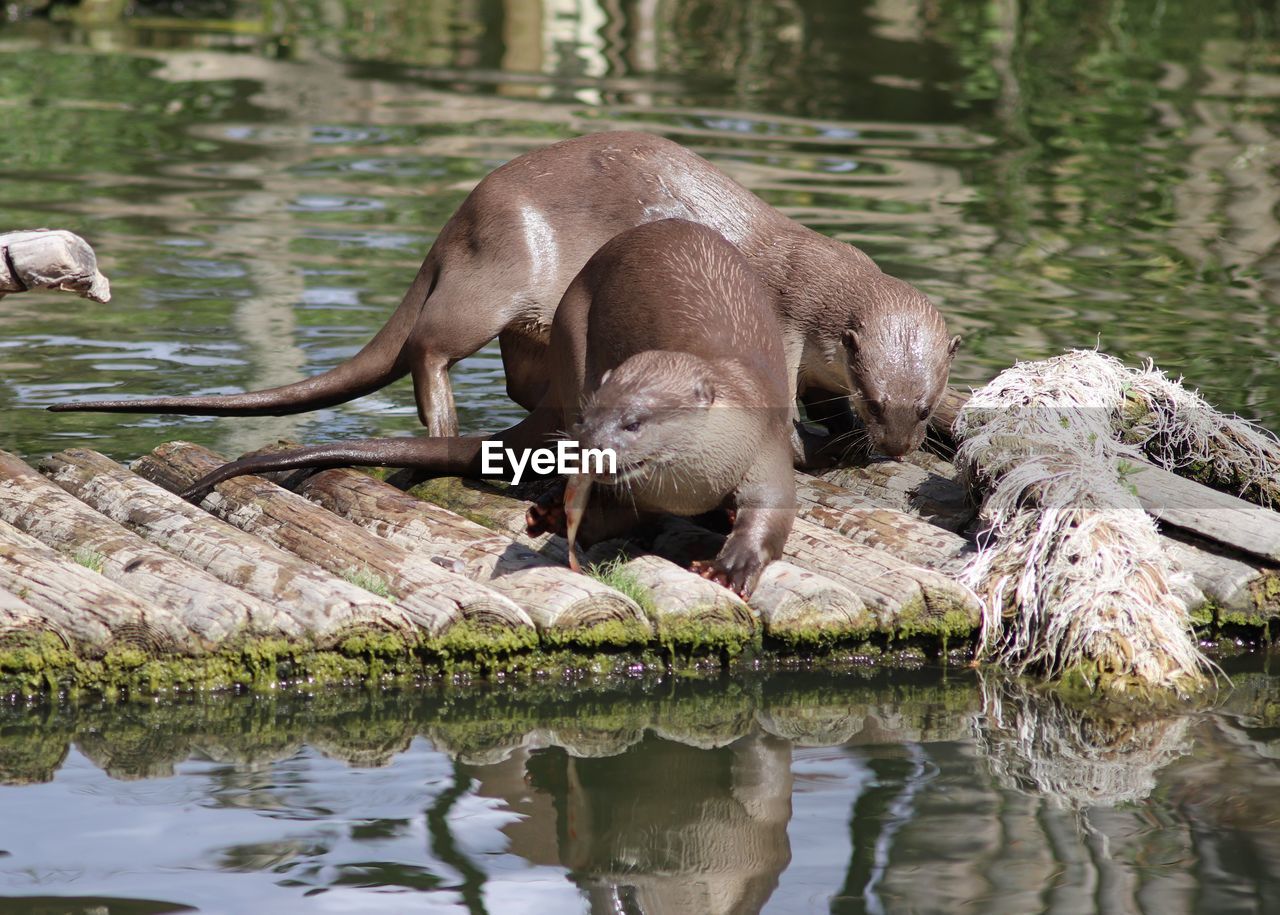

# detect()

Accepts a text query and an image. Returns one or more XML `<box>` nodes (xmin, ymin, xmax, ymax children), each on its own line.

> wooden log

<box><xmin>0</xmin><ymin>518</ymin><xmax>193</xmax><ymax>657</ymax></box>
<box><xmin>587</xmin><ymin>552</ymin><xmax>757</xmax><ymax>647</ymax></box>
<box><xmin>409</xmin><ymin>478</ymin><xmax>756</xmax><ymax>647</ymax></box>
<box><xmin>41</xmin><ymin>448</ymin><xmax>419</xmax><ymax>648</ymax></box>
<box><xmin>809</xmin><ymin>459</ymin><xmax>974</xmax><ymax>533</ymax></box>
<box><xmin>0</xmin><ymin>450</ymin><xmax>295</xmax><ymax>649</ymax></box>
<box><xmin>292</xmin><ymin>468</ymin><xmax>651</xmax><ymax>644</ymax></box>
<box><xmin>1162</xmin><ymin>536</ymin><xmax>1280</xmax><ymax>627</ymax></box>
<box><xmin>791</xmin><ymin>475</ymin><xmax>972</xmax><ymax>573</ymax></box>
<box><xmin>643</xmin><ymin>518</ymin><xmax>875</xmax><ymax>644</ymax></box>
<box><xmin>133</xmin><ymin>442</ymin><xmax>536</xmax><ymax>642</ymax></box>
<box><xmin>1130</xmin><ymin>463</ymin><xmax>1280</xmax><ymax>564</ymax></box>
<box><xmin>930</xmin><ymin>385</ymin><xmax>968</xmax><ymax>435</ymax></box>
<box><xmin>0</xmin><ymin>229</ymin><xmax>110</xmax><ymax>302</ymax></box>
<box><xmin>934</xmin><ymin>386</ymin><xmax>1280</xmax><ymax>563</ymax></box>
<box><xmin>0</xmin><ymin>586</ymin><xmax>54</xmax><ymax>649</ymax></box>
<box><xmin>411</xmin><ymin>476</ymin><xmax>974</xmax><ymax>643</ymax></box>
<box><xmin>777</xmin><ymin>518</ymin><xmax>980</xmax><ymax>638</ymax></box>
<box><xmin>0</xmin><ymin>586</ymin><xmax>36</xmax><ymax>621</ymax></box>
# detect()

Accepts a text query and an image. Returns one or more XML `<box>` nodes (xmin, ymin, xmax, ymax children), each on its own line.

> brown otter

<box><xmin>50</xmin><ymin>131</ymin><xmax>958</xmax><ymax>462</ymax></box>
<box><xmin>181</xmin><ymin>219</ymin><xmax>795</xmax><ymax>596</ymax></box>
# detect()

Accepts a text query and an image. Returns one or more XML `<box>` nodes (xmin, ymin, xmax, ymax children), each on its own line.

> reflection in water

<box><xmin>467</xmin><ymin>733</ymin><xmax>792</xmax><ymax>914</ymax></box>
<box><xmin>0</xmin><ymin>668</ymin><xmax>1279</xmax><ymax>911</ymax></box>
<box><xmin>976</xmin><ymin>672</ymin><xmax>1194</xmax><ymax>809</ymax></box>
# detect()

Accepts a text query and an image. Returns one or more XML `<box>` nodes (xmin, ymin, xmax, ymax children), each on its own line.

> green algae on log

<box><xmin>643</xmin><ymin>517</ymin><xmax>874</xmax><ymax>647</ymax></box>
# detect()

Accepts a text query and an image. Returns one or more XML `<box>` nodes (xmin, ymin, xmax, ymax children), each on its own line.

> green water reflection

<box><xmin>1</xmin><ymin>0</ymin><xmax>1277</xmax><ymax>464</ymax></box>
<box><xmin>1</xmin><ymin>666</ymin><xmax>1279</xmax><ymax>912</ymax></box>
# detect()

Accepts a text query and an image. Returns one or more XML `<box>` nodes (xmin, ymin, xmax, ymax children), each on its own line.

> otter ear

<box><xmin>843</xmin><ymin>328</ymin><xmax>861</xmax><ymax>355</ymax></box>
<box><xmin>692</xmin><ymin>377</ymin><xmax>716</xmax><ymax>407</ymax></box>
<box><xmin>948</xmin><ymin>335</ymin><xmax>962</xmax><ymax>361</ymax></box>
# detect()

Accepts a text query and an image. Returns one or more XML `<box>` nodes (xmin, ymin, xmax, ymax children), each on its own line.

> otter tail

<box><xmin>49</xmin><ymin>256</ymin><xmax>438</xmax><ymax>418</ymax></box>
<box><xmin>180</xmin><ymin>406</ymin><xmax>561</xmax><ymax>502</ymax></box>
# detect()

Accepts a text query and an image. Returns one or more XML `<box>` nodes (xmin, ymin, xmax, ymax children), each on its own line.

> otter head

<box><xmin>842</xmin><ymin>280</ymin><xmax>960</xmax><ymax>459</ymax></box>
<box><xmin>576</xmin><ymin>351</ymin><xmax>719</xmax><ymax>486</ymax></box>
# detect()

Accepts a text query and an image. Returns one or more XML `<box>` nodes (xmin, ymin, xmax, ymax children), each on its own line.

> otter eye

<box><xmin>916</xmin><ymin>405</ymin><xmax>930</xmax><ymax>421</ymax></box>
<box><xmin>621</xmin><ymin>418</ymin><xmax>641</xmax><ymax>433</ymax></box>
<box><xmin>866</xmin><ymin>400</ymin><xmax>884</xmax><ymax>419</ymax></box>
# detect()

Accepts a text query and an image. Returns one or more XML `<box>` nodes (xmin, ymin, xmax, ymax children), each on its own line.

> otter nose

<box><xmin>876</xmin><ymin>437</ymin><xmax>913</xmax><ymax>461</ymax></box>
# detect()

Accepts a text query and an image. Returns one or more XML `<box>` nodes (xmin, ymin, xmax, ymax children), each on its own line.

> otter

<box><xmin>181</xmin><ymin>220</ymin><xmax>795</xmax><ymax>596</ymax></box>
<box><xmin>50</xmin><ymin>131</ymin><xmax>958</xmax><ymax>462</ymax></box>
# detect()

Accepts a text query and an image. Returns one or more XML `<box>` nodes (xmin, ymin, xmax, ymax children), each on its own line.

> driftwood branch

<box><xmin>0</xmin><ymin>229</ymin><xmax>111</xmax><ymax>303</ymax></box>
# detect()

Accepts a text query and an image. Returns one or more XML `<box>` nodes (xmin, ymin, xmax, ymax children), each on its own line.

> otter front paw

<box><xmin>690</xmin><ymin>549</ymin><xmax>767</xmax><ymax>600</ymax></box>
<box><xmin>525</xmin><ymin>499</ymin><xmax>567</xmax><ymax>537</ymax></box>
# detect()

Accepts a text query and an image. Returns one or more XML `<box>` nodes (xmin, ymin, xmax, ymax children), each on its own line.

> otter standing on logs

<box><xmin>50</xmin><ymin>131</ymin><xmax>958</xmax><ymax>463</ymax></box>
<box><xmin>181</xmin><ymin>220</ymin><xmax>796</xmax><ymax>597</ymax></box>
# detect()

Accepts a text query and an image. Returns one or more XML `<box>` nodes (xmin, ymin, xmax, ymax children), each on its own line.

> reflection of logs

<box><xmin>308</xmin><ymin>722</ymin><xmax>416</xmax><ymax>769</ymax></box>
<box><xmin>649</xmin><ymin>686</ymin><xmax>758</xmax><ymax>750</ymax></box>
<box><xmin>755</xmin><ymin>704</ymin><xmax>864</xmax><ymax>747</ymax></box>
<box><xmin>0</xmin><ymin>705</ymin><xmax>73</xmax><ymax>785</ymax></box>
<box><xmin>0</xmin><ymin>673</ymin><xmax>987</xmax><ymax>787</ymax></box>
<box><xmin>540</xmin><ymin>725</ymin><xmax>646</xmax><ymax>759</ymax></box>
<box><xmin>974</xmin><ymin>673</ymin><xmax>1192</xmax><ymax>808</ymax></box>
<box><xmin>75</xmin><ymin>720</ymin><xmax>194</xmax><ymax>781</ymax></box>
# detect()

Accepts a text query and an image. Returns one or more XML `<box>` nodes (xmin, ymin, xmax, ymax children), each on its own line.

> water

<box><xmin>2</xmin><ymin>1</ymin><xmax>1280</xmax><ymax>464</ymax></box>
<box><xmin>0</xmin><ymin>664</ymin><xmax>1276</xmax><ymax>914</ymax></box>
<box><xmin>2</xmin><ymin>2</ymin><xmax>1280</xmax><ymax>910</ymax></box>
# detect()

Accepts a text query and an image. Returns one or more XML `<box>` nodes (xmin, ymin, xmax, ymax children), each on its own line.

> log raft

<box><xmin>0</xmin><ymin>403</ymin><xmax>1277</xmax><ymax>696</ymax></box>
